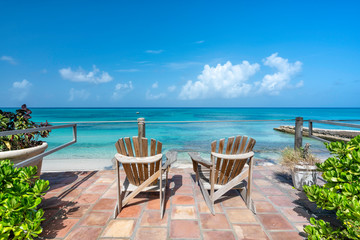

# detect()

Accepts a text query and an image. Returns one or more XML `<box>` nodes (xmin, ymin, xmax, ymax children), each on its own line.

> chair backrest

<box><xmin>115</xmin><ymin>137</ymin><xmax>162</xmax><ymax>186</ymax></box>
<box><xmin>211</xmin><ymin>136</ymin><xmax>256</xmax><ymax>185</ymax></box>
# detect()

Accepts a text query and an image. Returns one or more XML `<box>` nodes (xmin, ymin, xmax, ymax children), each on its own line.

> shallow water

<box><xmin>2</xmin><ymin>108</ymin><xmax>359</xmax><ymax>170</ymax></box>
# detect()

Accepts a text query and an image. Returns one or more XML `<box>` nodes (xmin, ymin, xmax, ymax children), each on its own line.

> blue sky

<box><xmin>1</xmin><ymin>1</ymin><xmax>359</xmax><ymax>107</ymax></box>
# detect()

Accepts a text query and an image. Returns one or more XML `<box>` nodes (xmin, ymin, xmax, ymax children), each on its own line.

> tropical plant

<box><xmin>303</xmin><ymin>135</ymin><xmax>360</xmax><ymax>239</ymax></box>
<box><xmin>0</xmin><ymin>159</ymin><xmax>49</xmax><ymax>239</ymax></box>
<box><xmin>0</xmin><ymin>104</ymin><xmax>51</xmax><ymax>151</ymax></box>
<box><xmin>280</xmin><ymin>143</ymin><xmax>319</xmax><ymax>171</ymax></box>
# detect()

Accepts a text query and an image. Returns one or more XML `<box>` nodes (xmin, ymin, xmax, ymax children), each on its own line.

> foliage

<box><xmin>0</xmin><ymin>104</ymin><xmax>51</xmax><ymax>151</ymax></box>
<box><xmin>280</xmin><ymin>143</ymin><xmax>319</xmax><ymax>171</ymax></box>
<box><xmin>0</xmin><ymin>159</ymin><xmax>49</xmax><ymax>239</ymax></box>
<box><xmin>303</xmin><ymin>135</ymin><xmax>360</xmax><ymax>239</ymax></box>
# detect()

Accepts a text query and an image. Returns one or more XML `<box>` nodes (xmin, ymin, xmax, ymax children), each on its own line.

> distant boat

<box><xmin>136</xmin><ymin>112</ymin><xmax>140</xmax><ymax>114</ymax></box>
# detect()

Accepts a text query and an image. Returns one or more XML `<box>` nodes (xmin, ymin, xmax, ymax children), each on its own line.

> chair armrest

<box><xmin>188</xmin><ymin>152</ymin><xmax>212</xmax><ymax>168</ymax></box>
<box><xmin>162</xmin><ymin>151</ymin><xmax>177</xmax><ymax>170</ymax></box>
<box><xmin>211</xmin><ymin>151</ymin><xmax>254</xmax><ymax>160</ymax></box>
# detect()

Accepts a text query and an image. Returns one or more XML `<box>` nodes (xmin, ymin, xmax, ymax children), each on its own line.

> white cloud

<box><xmin>68</xmin><ymin>88</ymin><xmax>90</xmax><ymax>101</ymax></box>
<box><xmin>112</xmin><ymin>81</ymin><xmax>134</xmax><ymax>99</ymax></box>
<box><xmin>1</xmin><ymin>56</ymin><xmax>16</xmax><ymax>65</ymax></box>
<box><xmin>12</xmin><ymin>79</ymin><xmax>32</xmax><ymax>100</ymax></box>
<box><xmin>115</xmin><ymin>69</ymin><xmax>140</xmax><ymax>72</ymax></box>
<box><xmin>152</xmin><ymin>82</ymin><xmax>158</xmax><ymax>89</ymax></box>
<box><xmin>146</xmin><ymin>90</ymin><xmax>166</xmax><ymax>100</ymax></box>
<box><xmin>168</xmin><ymin>85</ymin><xmax>176</xmax><ymax>92</ymax></box>
<box><xmin>179</xmin><ymin>61</ymin><xmax>260</xmax><ymax>100</ymax></box>
<box><xmin>195</xmin><ymin>40</ymin><xmax>204</xmax><ymax>44</ymax></box>
<box><xmin>258</xmin><ymin>53</ymin><xmax>302</xmax><ymax>95</ymax></box>
<box><xmin>145</xmin><ymin>50</ymin><xmax>163</xmax><ymax>54</ymax></box>
<box><xmin>13</xmin><ymin>79</ymin><xmax>31</xmax><ymax>89</ymax></box>
<box><xmin>59</xmin><ymin>65</ymin><xmax>113</xmax><ymax>84</ymax></box>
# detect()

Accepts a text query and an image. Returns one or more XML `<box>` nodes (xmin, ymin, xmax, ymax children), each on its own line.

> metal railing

<box><xmin>0</xmin><ymin>124</ymin><xmax>77</xmax><ymax>168</ymax></box>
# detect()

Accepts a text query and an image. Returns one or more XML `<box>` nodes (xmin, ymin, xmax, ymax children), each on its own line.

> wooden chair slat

<box><xmin>124</xmin><ymin>137</ymin><xmax>134</xmax><ymax>156</ymax></box>
<box><xmin>132</xmin><ymin>136</ymin><xmax>141</xmax><ymax>157</ymax></box>
<box><xmin>223</xmin><ymin>135</ymin><xmax>242</xmax><ymax>183</ymax></box>
<box><xmin>214</xmin><ymin>139</ymin><xmax>225</xmax><ymax>184</ymax></box>
<box><xmin>150</xmin><ymin>139</ymin><xmax>156</xmax><ymax>184</ymax></box>
<box><xmin>230</xmin><ymin>136</ymin><xmax>244</xmax><ymax>179</ymax></box>
<box><xmin>239</xmin><ymin>136</ymin><xmax>248</xmax><ymax>153</ymax></box>
<box><xmin>142</xmin><ymin>138</ymin><xmax>149</xmax><ymax>181</ymax></box>
<box><xmin>218</xmin><ymin>137</ymin><xmax>235</xmax><ymax>184</ymax></box>
<box><xmin>156</xmin><ymin>141</ymin><xmax>162</xmax><ymax>154</ymax></box>
<box><xmin>116</xmin><ymin>138</ymin><xmax>137</xmax><ymax>185</ymax></box>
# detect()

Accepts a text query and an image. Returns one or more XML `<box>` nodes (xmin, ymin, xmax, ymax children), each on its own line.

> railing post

<box><xmin>308</xmin><ymin>120</ymin><xmax>313</xmax><ymax>137</ymax></box>
<box><xmin>294</xmin><ymin>117</ymin><xmax>303</xmax><ymax>150</ymax></box>
<box><xmin>138</xmin><ymin>118</ymin><xmax>145</xmax><ymax>156</ymax></box>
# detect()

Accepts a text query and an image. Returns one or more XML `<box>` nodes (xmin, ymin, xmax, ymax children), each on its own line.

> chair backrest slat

<box><xmin>115</xmin><ymin>137</ymin><xmax>163</xmax><ymax>186</ymax></box>
<box><xmin>213</xmin><ymin>136</ymin><xmax>256</xmax><ymax>185</ymax></box>
<box><xmin>218</xmin><ymin>137</ymin><xmax>235</xmax><ymax>184</ymax></box>
<box><xmin>214</xmin><ymin>139</ymin><xmax>225</xmax><ymax>184</ymax></box>
<box><xmin>223</xmin><ymin>136</ymin><xmax>242</xmax><ymax>183</ymax></box>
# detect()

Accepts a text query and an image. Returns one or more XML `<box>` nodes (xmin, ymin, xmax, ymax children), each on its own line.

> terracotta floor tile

<box><xmin>203</xmin><ymin>231</ymin><xmax>236</xmax><ymax>240</ymax></box>
<box><xmin>92</xmin><ymin>198</ymin><xmax>117</xmax><ymax>211</ymax></box>
<box><xmin>176</xmin><ymin>185</ymin><xmax>194</xmax><ymax>195</ymax></box>
<box><xmin>64</xmin><ymin>226</ymin><xmax>102</xmax><ymax>240</ymax></box>
<box><xmin>41</xmin><ymin>218</ymin><xmax>79</xmax><ymax>238</ymax></box>
<box><xmin>140</xmin><ymin>210</ymin><xmax>168</xmax><ymax>226</ymax></box>
<box><xmin>59</xmin><ymin>188</ymin><xmax>83</xmax><ymax>200</ymax></box>
<box><xmin>102</xmin><ymin>186</ymin><xmax>117</xmax><ymax>198</ymax></box>
<box><xmin>117</xmin><ymin>204</ymin><xmax>142</xmax><ymax>218</ymax></box>
<box><xmin>281</xmin><ymin>207</ymin><xmax>311</xmax><ymax>222</ymax></box>
<box><xmin>85</xmin><ymin>184</ymin><xmax>109</xmax><ymax>194</ymax></box>
<box><xmin>134</xmin><ymin>227</ymin><xmax>167</xmax><ymax>240</ymax></box>
<box><xmin>269</xmin><ymin>196</ymin><xmax>296</xmax><ymax>207</ymax></box>
<box><xmin>65</xmin><ymin>204</ymin><xmax>90</xmax><ymax>218</ymax></box>
<box><xmin>101</xmin><ymin>219</ymin><xmax>136</xmax><ymax>238</ymax></box>
<box><xmin>255</xmin><ymin>201</ymin><xmax>278</xmax><ymax>213</ymax></box>
<box><xmin>258</xmin><ymin>186</ymin><xmax>285</xmax><ymax>196</ymax></box>
<box><xmin>79</xmin><ymin>211</ymin><xmax>112</xmax><ymax>226</ymax></box>
<box><xmin>233</xmin><ymin>224</ymin><xmax>269</xmax><ymax>239</ymax></box>
<box><xmin>252</xmin><ymin>191</ymin><xmax>267</xmax><ymax>201</ymax></box>
<box><xmin>226</xmin><ymin>208</ymin><xmax>257</xmax><ymax>223</ymax></box>
<box><xmin>254</xmin><ymin>179</ymin><xmax>273</xmax><ymax>186</ymax></box>
<box><xmin>200</xmin><ymin>214</ymin><xmax>231</xmax><ymax>229</ymax></box>
<box><xmin>198</xmin><ymin>201</ymin><xmax>223</xmax><ymax>213</ymax></box>
<box><xmin>170</xmin><ymin>220</ymin><xmax>200</xmax><ymax>238</ymax></box>
<box><xmin>94</xmin><ymin>176</ymin><xmax>115</xmax><ymax>184</ymax></box>
<box><xmin>75</xmin><ymin>193</ymin><xmax>102</xmax><ymax>205</ymax></box>
<box><xmin>269</xmin><ymin>231</ymin><xmax>304</xmax><ymax>240</ymax></box>
<box><xmin>219</xmin><ymin>195</ymin><xmax>247</xmax><ymax>208</ymax></box>
<box><xmin>171</xmin><ymin>205</ymin><xmax>196</xmax><ymax>219</ymax></box>
<box><xmin>172</xmin><ymin>195</ymin><xmax>195</xmax><ymax>205</ymax></box>
<box><xmin>146</xmin><ymin>197</ymin><xmax>171</xmax><ymax>210</ymax></box>
<box><xmin>257</xmin><ymin>214</ymin><xmax>295</xmax><ymax>230</ymax></box>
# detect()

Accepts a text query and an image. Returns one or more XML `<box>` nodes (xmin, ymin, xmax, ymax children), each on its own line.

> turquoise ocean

<box><xmin>3</xmin><ymin>108</ymin><xmax>360</xmax><ymax>170</ymax></box>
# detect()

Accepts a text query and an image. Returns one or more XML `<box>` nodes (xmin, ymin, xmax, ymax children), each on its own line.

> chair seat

<box><xmin>198</xmin><ymin>164</ymin><xmax>249</xmax><ymax>190</ymax></box>
<box><xmin>122</xmin><ymin>173</ymin><xmax>167</xmax><ymax>192</ymax></box>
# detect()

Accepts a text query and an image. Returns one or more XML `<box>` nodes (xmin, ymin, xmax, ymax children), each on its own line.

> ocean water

<box><xmin>2</xmin><ymin>108</ymin><xmax>360</xmax><ymax>170</ymax></box>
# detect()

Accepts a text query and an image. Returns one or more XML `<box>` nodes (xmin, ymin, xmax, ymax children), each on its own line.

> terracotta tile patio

<box><xmin>37</xmin><ymin>165</ymin><xmax>323</xmax><ymax>240</ymax></box>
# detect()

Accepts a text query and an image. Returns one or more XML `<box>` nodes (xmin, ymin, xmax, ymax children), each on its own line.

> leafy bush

<box><xmin>0</xmin><ymin>160</ymin><xmax>49</xmax><ymax>239</ymax></box>
<box><xmin>303</xmin><ymin>135</ymin><xmax>360</xmax><ymax>239</ymax></box>
<box><xmin>0</xmin><ymin>104</ymin><xmax>51</xmax><ymax>151</ymax></box>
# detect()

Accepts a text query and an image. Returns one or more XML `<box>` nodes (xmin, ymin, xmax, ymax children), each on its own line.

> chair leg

<box><xmin>114</xmin><ymin>161</ymin><xmax>122</xmax><ymax>218</ymax></box>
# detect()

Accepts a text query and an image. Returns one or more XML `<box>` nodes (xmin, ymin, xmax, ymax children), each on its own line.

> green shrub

<box><xmin>0</xmin><ymin>160</ymin><xmax>49</xmax><ymax>239</ymax></box>
<box><xmin>303</xmin><ymin>135</ymin><xmax>360</xmax><ymax>239</ymax></box>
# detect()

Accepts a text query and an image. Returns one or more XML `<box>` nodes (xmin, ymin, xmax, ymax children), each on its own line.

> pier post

<box><xmin>138</xmin><ymin>118</ymin><xmax>145</xmax><ymax>156</ymax></box>
<box><xmin>294</xmin><ymin>117</ymin><xmax>303</xmax><ymax>150</ymax></box>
